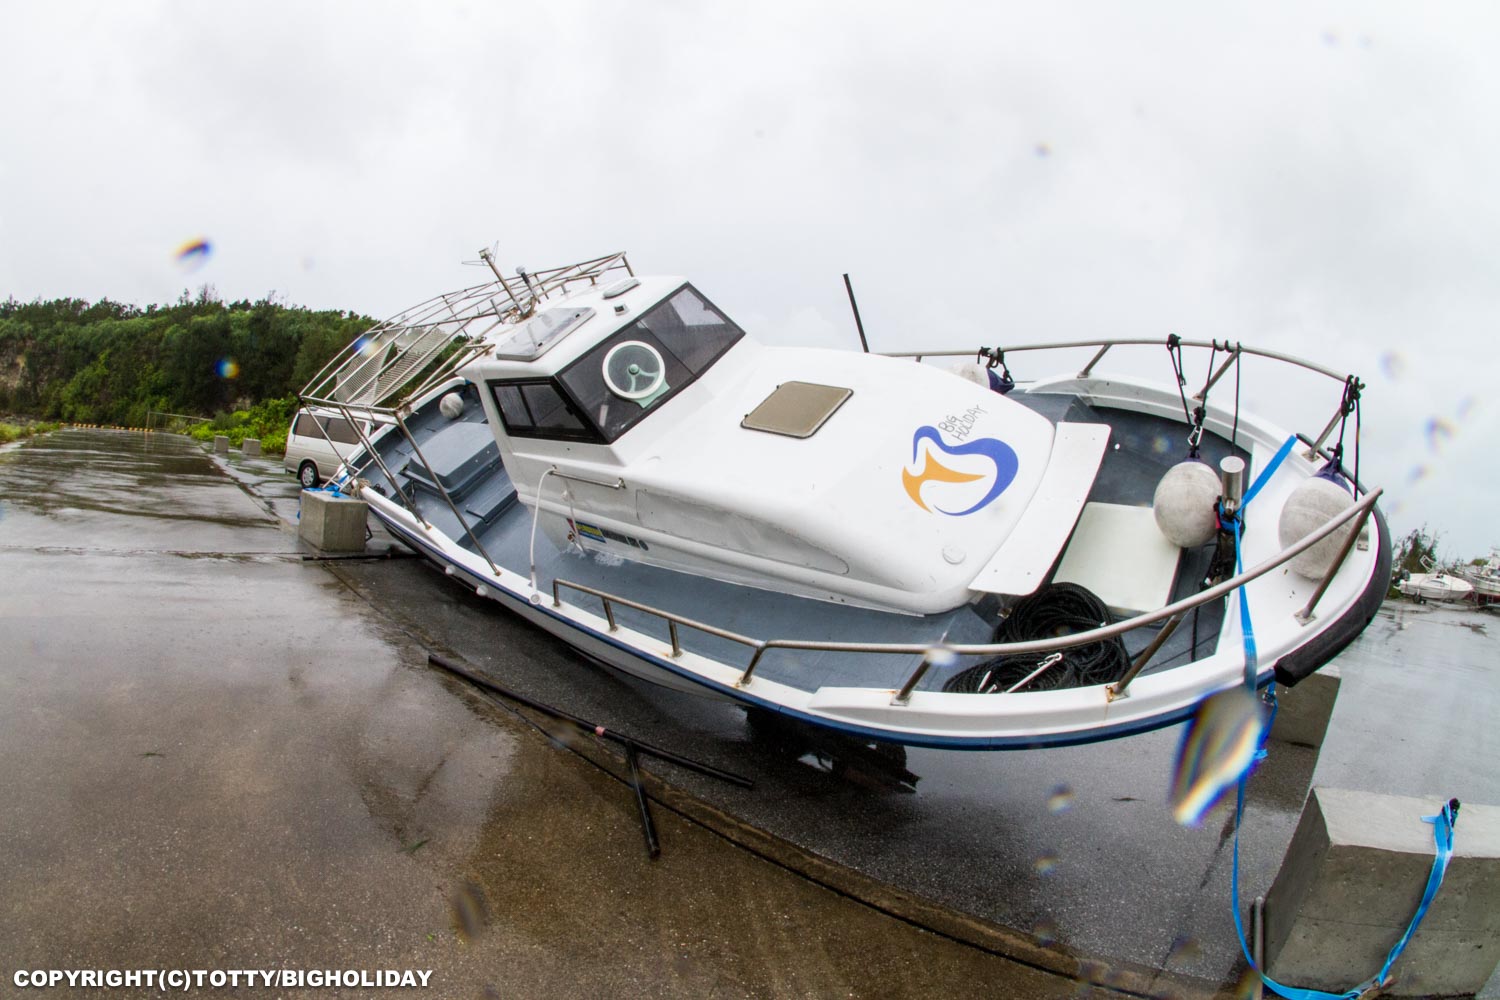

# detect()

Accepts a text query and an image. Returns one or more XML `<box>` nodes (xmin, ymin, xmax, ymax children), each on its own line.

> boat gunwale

<box><xmin>332</xmin><ymin>337</ymin><xmax>1385</xmax><ymax>674</ymax></box>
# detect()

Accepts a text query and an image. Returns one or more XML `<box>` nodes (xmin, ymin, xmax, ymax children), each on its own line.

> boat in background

<box><xmin>1457</xmin><ymin>548</ymin><xmax>1500</xmax><ymax>607</ymax></box>
<box><xmin>1397</xmin><ymin>572</ymin><xmax>1474</xmax><ymax>604</ymax></box>
<box><xmin>297</xmin><ymin>251</ymin><xmax>1391</xmax><ymax>750</ymax></box>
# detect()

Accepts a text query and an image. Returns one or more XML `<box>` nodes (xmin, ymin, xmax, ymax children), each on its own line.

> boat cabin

<box><xmin>446</xmin><ymin>275</ymin><xmax>1102</xmax><ymax>616</ymax></box>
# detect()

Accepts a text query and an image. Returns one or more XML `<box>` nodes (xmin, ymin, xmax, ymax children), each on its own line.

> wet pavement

<box><xmin>0</xmin><ymin>430</ymin><xmax>1088</xmax><ymax>999</ymax></box>
<box><xmin>3</xmin><ymin>429</ymin><xmax>1495</xmax><ymax>998</ymax></box>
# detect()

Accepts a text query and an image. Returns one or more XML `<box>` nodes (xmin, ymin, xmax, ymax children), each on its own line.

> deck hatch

<box><xmin>741</xmin><ymin>382</ymin><xmax>852</xmax><ymax>439</ymax></box>
<box><xmin>492</xmin><ymin>307</ymin><xmax>595</xmax><ymax>362</ymax></box>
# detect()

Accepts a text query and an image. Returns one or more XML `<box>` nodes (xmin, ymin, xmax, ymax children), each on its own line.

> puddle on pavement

<box><xmin>0</xmin><ymin>430</ymin><xmax>287</xmax><ymax>551</ymax></box>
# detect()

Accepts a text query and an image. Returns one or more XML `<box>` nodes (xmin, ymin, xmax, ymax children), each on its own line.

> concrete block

<box><xmin>213</xmin><ymin>435</ymin><xmax>230</xmax><ymax>454</ymax></box>
<box><xmin>1270</xmin><ymin>663</ymin><xmax>1340</xmax><ymax>749</ymax></box>
<box><xmin>1265</xmin><ymin>787</ymin><xmax>1500</xmax><ymax>997</ymax></box>
<box><xmin>241</xmin><ymin>438</ymin><xmax>261</xmax><ymax>456</ymax></box>
<box><xmin>298</xmin><ymin>490</ymin><xmax>368</xmax><ymax>553</ymax></box>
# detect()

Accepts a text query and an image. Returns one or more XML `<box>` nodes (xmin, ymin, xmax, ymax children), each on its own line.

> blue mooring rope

<box><xmin>1219</xmin><ymin>437</ymin><xmax>1460</xmax><ymax>997</ymax></box>
<box><xmin>294</xmin><ymin>482</ymin><xmax>343</xmax><ymax>521</ymax></box>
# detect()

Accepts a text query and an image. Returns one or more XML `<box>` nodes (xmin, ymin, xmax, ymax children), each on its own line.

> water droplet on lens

<box><xmin>449</xmin><ymin>879</ymin><xmax>490</xmax><ymax>941</ymax></box>
<box><xmin>1033</xmin><ymin>915</ymin><xmax>1059</xmax><ymax>945</ymax></box>
<box><xmin>175</xmin><ymin>237</ymin><xmax>212</xmax><ymax>271</ymax></box>
<box><xmin>1033</xmin><ymin>852</ymin><xmax>1060</xmax><ymax>876</ymax></box>
<box><xmin>1047</xmin><ymin>784</ymin><xmax>1075</xmax><ymax>813</ymax></box>
<box><xmin>927</xmin><ymin>646</ymin><xmax>959</xmax><ymax>669</ymax></box>
<box><xmin>1166</xmin><ymin>933</ymin><xmax>1201</xmax><ymax>963</ymax></box>
<box><xmin>1071</xmin><ymin>960</ymin><xmax>1109</xmax><ymax>994</ymax></box>
<box><xmin>1232</xmin><ymin>968</ymin><xmax>1263</xmax><ymax>999</ymax></box>
<box><xmin>1425</xmin><ymin>417</ymin><xmax>1455</xmax><ymax>453</ymax></box>
<box><xmin>1379</xmin><ymin>350</ymin><xmax>1405</xmax><ymax>380</ymax></box>
<box><xmin>1170</xmin><ymin>687</ymin><xmax>1267</xmax><ymax>827</ymax></box>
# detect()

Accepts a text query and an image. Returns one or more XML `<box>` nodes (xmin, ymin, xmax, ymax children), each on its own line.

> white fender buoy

<box><xmin>952</xmin><ymin>361</ymin><xmax>990</xmax><ymax>387</ymax></box>
<box><xmin>1153</xmin><ymin>460</ymin><xmax>1221</xmax><ymax>547</ymax></box>
<box><xmin>1280</xmin><ymin>475</ymin><xmax>1357</xmax><ymax>579</ymax></box>
<box><xmin>439</xmin><ymin>392</ymin><xmax>465</xmax><ymax>419</ymax></box>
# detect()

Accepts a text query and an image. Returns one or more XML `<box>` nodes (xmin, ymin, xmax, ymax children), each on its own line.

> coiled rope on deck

<box><xmin>943</xmin><ymin>583</ymin><xmax>1130</xmax><ymax>693</ymax></box>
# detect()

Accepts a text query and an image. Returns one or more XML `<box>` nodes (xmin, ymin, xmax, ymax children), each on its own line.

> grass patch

<box><xmin>186</xmin><ymin>396</ymin><xmax>294</xmax><ymax>456</ymax></box>
<box><xmin>0</xmin><ymin>420</ymin><xmax>62</xmax><ymax>444</ymax></box>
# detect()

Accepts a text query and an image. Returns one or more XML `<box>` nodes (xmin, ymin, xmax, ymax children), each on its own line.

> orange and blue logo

<box><xmin>903</xmin><ymin>426</ymin><xmax>1018</xmax><ymax>516</ymax></box>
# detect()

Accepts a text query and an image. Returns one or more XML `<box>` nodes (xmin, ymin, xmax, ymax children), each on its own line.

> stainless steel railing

<box><xmin>548</xmin><ymin>487</ymin><xmax>1381</xmax><ymax>703</ymax></box>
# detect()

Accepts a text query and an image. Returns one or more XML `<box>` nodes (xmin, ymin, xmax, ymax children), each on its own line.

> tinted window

<box><xmin>520</xmin><ymin>383</ymin><xmax>587</xmax><ymax>434</ymax></box>
<box><xmin>325</xmin><ymin>418</ymin><xmax>362</xmax><ymax>445</ymax></box>
<box><xmin>489</xmin><ymin>379</ymin><xmax>599</xmax><ymax>441</ymax></box>
<box><xmin>557</xmin><ymin>284</ymin><xmax>743</xmax><ymax>441</ymax></box>
<box><xmin>293</xmin><ymin>412</ymin><xmax>363</xmax><ymax>445</ymax></box>
<box><xmin>644</xmin><ymin>286</ymin><xmax>743</xmax><ymax>374</ymax></box>
<box><xmin>494</xmin><ymin>384</ymin><xmax>530</xmax><ymax>428</ymax></box>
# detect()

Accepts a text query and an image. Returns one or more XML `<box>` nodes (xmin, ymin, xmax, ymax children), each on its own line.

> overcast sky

<box><xmin>3</xmin><ymin>1</ymin><xmax>1497</xmax><ymax>558</ymax></box>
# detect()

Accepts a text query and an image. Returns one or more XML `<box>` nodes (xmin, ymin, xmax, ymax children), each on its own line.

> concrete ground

<box><xmin>0</xmin><ymin>429</ymin><xmax>1103</xmax><ymax>998</ymax></box>
<box><xmin>3</xmin><ymin>428</ymin><xmax>1495</xmax><ymax>998</ymax></box>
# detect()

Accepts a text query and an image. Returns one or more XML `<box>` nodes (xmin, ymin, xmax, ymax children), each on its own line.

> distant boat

<box><xmin>300</xmin><ymin>251</ymin><xmax>1391</xmax><ymax>750</ymax></box>
<box><xmin>1397</xmin><ymin>571</ymin><xmax>1474</xmax><ymax>604</ymax></box>
<box><xmin>1456</xmin><ymin>549</ymin><xmax>1500</xmax><ymax>606</ymax></box>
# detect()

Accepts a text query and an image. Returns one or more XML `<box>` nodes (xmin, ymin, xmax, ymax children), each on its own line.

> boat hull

<box><xmin>368</xmin><ymin>490</ymin><xmax>1391</xmax><ymax>750</ymax></box>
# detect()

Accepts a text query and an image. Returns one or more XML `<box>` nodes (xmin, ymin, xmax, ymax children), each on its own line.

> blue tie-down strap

<box><xmin>1220</xmin><ymin>434</ymin><xmax>1298</xmax><ymax>688</ymax></box>
<box><xmin>1230</xmin><ymin>789</ymin><xmax>1460</xmax><ymax>1000</ymax></box>
<box><xmin>295</xmin><ymin>483</ymin><xmax>344</xmax><ymax>521</ymax></box>
<box><xmin>1241</xmin><ymin>434</ymin><xmax>1298</xmax><ymax>511</ymax></box>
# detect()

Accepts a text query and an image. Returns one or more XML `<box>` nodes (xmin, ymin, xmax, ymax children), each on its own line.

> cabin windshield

<box><xmin>554</xmin><ymin>284</ymin><xmax>743</xmax><ymax>442</ymax></box>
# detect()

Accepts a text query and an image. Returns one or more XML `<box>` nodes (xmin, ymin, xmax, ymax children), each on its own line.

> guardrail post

<box><xmin>735</xmin><ymin>646</ymin><xmax>767</xmax><ymax>687</ymax></box>
<box><xmin>1193</xmin><ymin>347</ymin><xmax>1241</xmax><ymax>401</ymax></box>
<box><xmin>1077</xmin><ymin>344</ymin><xmax>1111</xmax><ymax>379</ymax></box>
<box><xmin>892</xmin><ymin>648</ymin><xmax>955</xmax><ymax>705</ymax></box>
<box><xmin>1109</xmin><ymin>613</ymin><xmax>1185</xmax><ymax>700</ymax></box>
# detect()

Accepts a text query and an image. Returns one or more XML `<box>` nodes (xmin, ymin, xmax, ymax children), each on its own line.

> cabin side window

<box><xmin>490</xmin><ymin>379</ymin><xmax>601</xmax><ymax>442</ymax></box>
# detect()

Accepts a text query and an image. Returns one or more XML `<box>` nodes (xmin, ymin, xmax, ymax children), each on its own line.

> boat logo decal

<box><xmin>903</xmin><ymin>424</ymin><xmax>1018</xmax><ymax>516</ymax></box>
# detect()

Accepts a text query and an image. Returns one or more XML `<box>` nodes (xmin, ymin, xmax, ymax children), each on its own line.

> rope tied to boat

<box><xmin>975</xmin><ymin>346</ymin><xmax>1015</xmax><ymax>394</ymax></box>
<box><xmin>942</xmin><ymin>583</ymin><xmax>1129</xmax><ymax>693</ymax></box>
<box><xmin>1325</xmin><ymin>375</ymin><xmax>1364</xmax><ymax>492</ymax></box>
<box><xmin>1167</xmin><ymin>333</ymin><xmax>1226</xmax><ymax>457</ymax></box>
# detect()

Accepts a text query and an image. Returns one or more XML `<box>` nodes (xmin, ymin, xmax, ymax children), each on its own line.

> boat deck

<box><xmin>351</xmin><ymin>382</ymin><xmax>1237</xmax><ymax>695</ymax></box>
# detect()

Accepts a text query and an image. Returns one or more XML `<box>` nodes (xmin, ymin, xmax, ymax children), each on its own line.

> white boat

<box><xmin>300</xmin><ymin>251</ymin><xmax>1391</xmax><ymax>750</ymax></box>
<box><xmin>1398</xmin><ymin>571</ymin><xmax>1475</xmax><ymax>604</ymax></box>
<box><xmin>1457</xmin><ymin>549</ymin><xmax>1500</xmax><ymax>606</ymax></box>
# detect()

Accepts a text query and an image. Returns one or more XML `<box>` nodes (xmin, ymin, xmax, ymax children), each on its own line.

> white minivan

<box><xmin>283</xmin><ymin>408</ymin><xmax>367</xmax><ymax>488</ymax></box>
